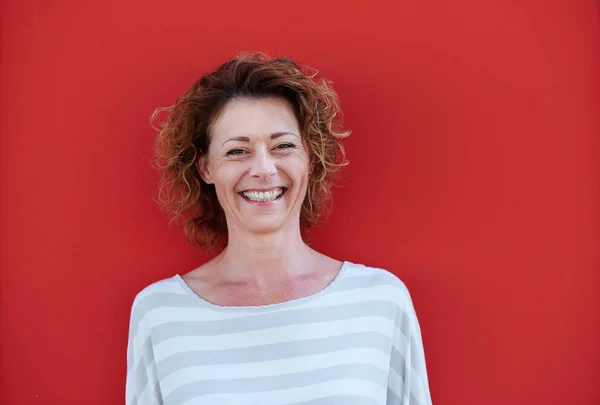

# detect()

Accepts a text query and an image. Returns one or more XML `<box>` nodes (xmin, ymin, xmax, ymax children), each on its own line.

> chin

<box><xmin>243</xmin><ymin>218</ymin><xmax>288</xmax><ymax>235</ymax></box>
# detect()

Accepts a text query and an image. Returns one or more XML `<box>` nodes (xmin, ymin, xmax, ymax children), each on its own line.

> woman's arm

<box><xmin>125</xmin><ymin>297</ymin><xmax>163</xmax><ymax>405</ymax></box>
<box><xmin>387</xmin><ymin>283</ymin><xmax>433</xmax><ymax>405</ymax></box>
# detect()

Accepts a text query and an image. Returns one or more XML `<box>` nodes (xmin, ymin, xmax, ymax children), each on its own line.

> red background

<box><xmin>1</xmin><ymin>1</ymin><xmax>599</xmax><ymax>404</ymax></box>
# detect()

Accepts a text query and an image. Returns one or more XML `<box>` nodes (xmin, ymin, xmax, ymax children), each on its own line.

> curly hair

<box><xmin>152</xmin><ymin>52</ymin><xmax>351</xmax><ymax>248</ymax></box>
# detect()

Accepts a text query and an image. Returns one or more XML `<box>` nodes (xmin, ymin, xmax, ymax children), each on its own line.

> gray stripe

<box><xmin>130</xmin><ymin>335</ymin><xmax>155</xmax><ymax>404</ymax></box>
<box><xmin>152</xmin><ymin>380</ymin><xmax>164</xmax><ymax>405</ymax></box>
<box><xmin>152</xmin><ymin>300</ymin><xmax>395</xmax><ymax>343</ymax></box>
<box><xmin>127</xmin><ymin>337</ymin><xmax>158</xmax><ymax>404</ymax></box>
<box><xmin>410</xmin><ymin>392</ymin><xmax>422</xmax><ymax>405</ymax></box>
<box><xmin>395</xmin><ymin>310</ymin><xmax>426</xmax><ymax>375</ymax></box>
<box><xmin>399</xmin><ymin>310</ymin><xmax>410</xmax><ymax>332</ymax></box>
<box><xmin>390</xmin><ymin>346</ymin><xmax>407</xmax><ymax>383</ymax></box>
<box><xmin>332</xmin><ymin>273</ymin><xmax>402</xmax><ymax>292</ymax></box>
<box><xmin>164</xmin><ymin>363</ymin><xmax>387</xmax><ymax>403</ymax></box>
<box><xmin>131</xmin><ymin>292</ymin><xmax>198</xmax><ymax>328</ymax></box>
<box><xmin>386</xmin><ymin>387</ymin><xmax>400</xmax><ymax>405</ymax></box>
<box><xmin>385</xmin><ymin>388</ymin><xmax>422</xmax><ymax>405</ymax></box>
<box><xmin>158</xmin><ymin>331</ymin><xmax>393</xmax><ymax>377</ymax></box>
<box><xmin>288</xmin><ymin>395</ymin><xmax>380</xmax><ymax>405</ymax></box>
<box><xmin>411</xmin><ymin>338</ymin><xmax>424</xmax><ymax>372</ymax></box>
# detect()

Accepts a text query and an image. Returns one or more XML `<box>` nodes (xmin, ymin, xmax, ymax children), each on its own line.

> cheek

<box><xmin>287</xmin><ymin>158</ymin><xmax>310</xmax><ymax>193</ymax></box>
<box><xmin>209</xmin><ymin>162</ymin><xmax>242</xmax><ymax>192</ymax></box>
<box><xmin>283</xmin><ymin>156</ymin><xmax>310</xmax><ymax>185</ymax></box>
<box><xmin>288</xmin><ymin>147</ymin><xmax>311</xmax><ymax>170</ymax></box>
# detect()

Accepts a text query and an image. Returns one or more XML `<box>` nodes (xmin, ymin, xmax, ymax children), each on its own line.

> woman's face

<box><xmin>199</xmin><ymin>97</ymin><xmax>310</xmax><ymax>236</ymax></box>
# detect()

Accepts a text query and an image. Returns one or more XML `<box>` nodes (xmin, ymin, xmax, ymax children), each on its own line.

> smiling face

<box><xmin>199</xmin><ymin>97</ymin><xmax>310</xmax><ymax>236</ymax></box>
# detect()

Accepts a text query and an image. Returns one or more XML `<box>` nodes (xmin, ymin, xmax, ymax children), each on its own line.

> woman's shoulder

<box><xmin>344</xmin><ymin>261</ymin><xmax>410</xmax><ymax>288</ymax></box>
<box><xmin>128</xmin><ymin>275</ymin><xmax>187</xmax><ymax>318</ymax></box>
<box><xmin>342</xmin><ymin>261</ymin><xmax>415</xmax><ymax>304</ymax></box>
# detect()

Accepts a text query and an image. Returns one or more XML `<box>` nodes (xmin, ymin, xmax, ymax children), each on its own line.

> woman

<box><xmin>126</xmin><ymin>52</ymin><xmax>433</xmax><ymax>405</ymax></box>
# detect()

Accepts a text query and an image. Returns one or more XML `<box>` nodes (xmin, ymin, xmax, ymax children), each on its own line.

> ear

<box><xmin>197</xmin><ymin>154</ymin><xmax>213</xmax><ymax>184</ymax></box>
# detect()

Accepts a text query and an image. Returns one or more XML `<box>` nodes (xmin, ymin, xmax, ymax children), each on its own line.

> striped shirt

<box><xmin>126</xmin><ymin>261</ymin><xmax>433</xmax><ymax>405</ymax></box>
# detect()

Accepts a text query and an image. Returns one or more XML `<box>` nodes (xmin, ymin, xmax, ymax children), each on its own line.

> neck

<box><xmin>215</xmin><ymin>220</ymin><xmax>314</xmax><ymax>282</ymax></box>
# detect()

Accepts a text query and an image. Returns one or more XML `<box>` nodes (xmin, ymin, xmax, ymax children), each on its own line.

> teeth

<box><xmin>243</xmin><ymin>188</ymin><xmax>283</xmax><ymax>202</ymax></box>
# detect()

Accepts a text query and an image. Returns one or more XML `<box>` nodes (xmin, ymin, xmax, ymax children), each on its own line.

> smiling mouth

<box><xmin>240</xmin><ymin>187</ymin><xmax>287</xmax><ymax>202</ymax></box>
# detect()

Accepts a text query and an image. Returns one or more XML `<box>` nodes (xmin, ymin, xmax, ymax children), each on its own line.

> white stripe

<box><xmin>154</xmin><ymin>316</ymin><xmax>393</xmax><ymax>361</ymax></box>
<box><xmin>161</xmin><ymin>347</ymin><xmax>389</xmax><ymax>397</ymax></box>
<box><xmin>393</xmin><ymin>326</ymin><xmax>409</xmax><ymax>358</ymax></box>
<box><xmin>137</xmin><ymin>382</ymin><xmax>154</xmax><ymax>405</ymax></box>
<box><xmin>179</xmin><ymin>379</ymin><xmax>385</xmax><ymax>405</ymax></box>
<box><xmin>134</xmin><ymin>278</ymin><xmax>185</xmax><ymax>302</ymax></box>
<box><xmin>344</xmin><ymin>264</ymin><xmax>387</xmax><ymax>277</ymax></box>
<box><xmin>387</xmin><ymin>366</ymin><xmax>405</xmax><ymax>400</ymax></box>
<box><xmin>126</xmin><ymin>361</ymin><xmax>159</xmax><ymax>405</ymax></box>
<box><xmin>127</xmin><ymin>328</ymin><xmax>148</xmax><ymax>375</ymax></box>
<box><xmin>391</xmin><ymin>325</ymin><xmax>430</xmax><ymax>401</ymax></box>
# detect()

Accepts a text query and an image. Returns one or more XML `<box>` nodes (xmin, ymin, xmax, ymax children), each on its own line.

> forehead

<box><xmin>210</xmin><ymin>97</ymin><xmax>300</xmax><ymax>142</ymax></box>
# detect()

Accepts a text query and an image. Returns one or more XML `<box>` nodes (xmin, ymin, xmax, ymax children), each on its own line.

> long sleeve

<box><xmin>387</xmin><ymin>284</ymin><xmax>433</xmax><ymax>405</ymax></box>
<box><xmin>125</xmin><ymin>296</ymin><xmax>163</xmax><ymax>405</ymax></box>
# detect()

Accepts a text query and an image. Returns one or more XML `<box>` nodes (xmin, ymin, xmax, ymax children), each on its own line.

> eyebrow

<box><xmin>221</xmin><ymin>132</ymin><xmax>299</xmax><ymax>147</ymax></box>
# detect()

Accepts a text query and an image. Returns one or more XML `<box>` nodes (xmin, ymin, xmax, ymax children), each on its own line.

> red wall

<box><xmin>1</xmin><ymin>1</ymin><xmax>599</xmax><ymax>404</ymax></box>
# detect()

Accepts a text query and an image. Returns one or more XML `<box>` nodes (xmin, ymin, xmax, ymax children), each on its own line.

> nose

<box><xmin>249</xmin><ymin>146</ymin><xmax>277</xmax><ymax>180</ymax></box>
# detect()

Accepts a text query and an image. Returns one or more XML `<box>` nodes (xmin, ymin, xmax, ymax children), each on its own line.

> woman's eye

<box><xmin>227</xmin><ymin>149</ymin><xmax>246</xmax><ymax>156</ymax></box>
<box><xmin>276</xmin><ymin>143</ymin><xmax>295</xmax><ymax>150</ymax></box>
